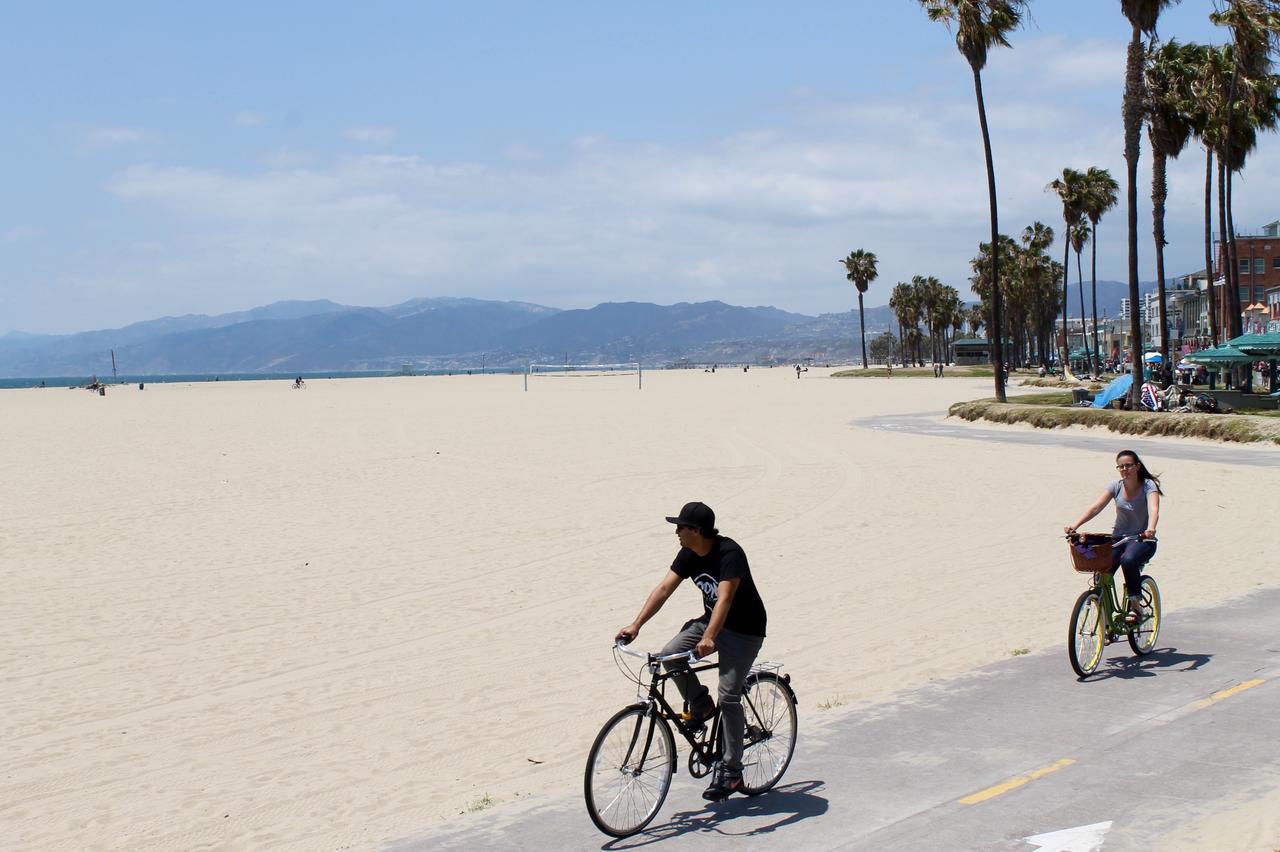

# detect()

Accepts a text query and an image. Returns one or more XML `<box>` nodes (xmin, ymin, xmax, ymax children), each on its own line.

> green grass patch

<box><xmin>949</xmin><ymin>398</ymin><xmax>1280</xmax><ymax>445</ymax></box>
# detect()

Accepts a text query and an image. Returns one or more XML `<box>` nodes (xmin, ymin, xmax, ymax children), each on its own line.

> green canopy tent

<box><xmin>1223</xmin><ymin>332</ymin><xmax>1280</xmax><ymax>394</ymax></box>
<box><xmin>1182</xmin><ymin>345</ymin><xmax>1253</xmax><ymax>364</ymax></box>
<box><xmin>1224</xmin><ymin>332</ymin><xmax>1280</xmax><ymax>356</ymax></box>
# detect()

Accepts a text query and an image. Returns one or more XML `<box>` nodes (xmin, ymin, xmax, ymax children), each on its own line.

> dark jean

<box><xmin>1112</xmin><ymin>537</ymin><xmax>1157</xmax><ymax>599</ymax></box>
<box><xmin>660</xmin><ymin>618</ymin><xmax>764</xmax><ymax>771</ymax></box>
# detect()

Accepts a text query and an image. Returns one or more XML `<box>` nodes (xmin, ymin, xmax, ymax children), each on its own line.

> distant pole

<box><xmin>111</xmin><ymin>349</ymin><xmax>117</xmax><ymax>382</ymax></box>
<box><xmin>481</xmin><ymin>353</ymin><xmax>486</xmax><ymax>374</ymax></box>
<box><xmin>524</xmin><ymin>364</ymin><xmax>528</xmax><ymax>392</ymax></box>
<box><xmin>638</xmin><ymin>361</ymin><xmax>642</xmax><ymax>390</ymax></box>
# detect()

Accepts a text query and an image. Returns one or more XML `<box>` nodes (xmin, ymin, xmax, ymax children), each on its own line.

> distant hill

<box><xmin>3</xmin><ymin>282</ymin><xmax>1167</xmax><ymax>377</ymax></box>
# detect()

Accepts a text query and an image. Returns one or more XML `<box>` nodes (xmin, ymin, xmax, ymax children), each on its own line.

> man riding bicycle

<box><xmin>615</xmin><ymin>502</ymin><xmax>767</xmax><ymax>801</ymax></box>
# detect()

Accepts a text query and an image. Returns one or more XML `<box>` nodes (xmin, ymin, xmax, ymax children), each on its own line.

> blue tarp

<box><xmin>1091</xmin><ymin>373</ymin><xmax>1133</xmax><ymax>409</ymax></box>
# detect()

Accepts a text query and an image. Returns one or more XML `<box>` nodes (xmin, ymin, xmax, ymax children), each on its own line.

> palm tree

<box><xmin>840</xmin><ymin>249</ymin><xmax>879</xmax><ymax>369</ymax></box>
<box><xmin>1191</xmin><ymin>43</ymin><xmax>1233</xmax><ymax>346</ymax></box>
<box><xmin>1048</xmin><ymin>167</ymin><xmax>1087</xmax><ymax>372</ymax></box>
<box><xmin>889</xmin><ymin>281</ymin><xmax>919</xmax><ymax>367</ymax></box>
<box><xmin>1146</xmin><ymin>39</ymin><xmax>1198</xmax><ymax>366</ymax></box>
<box><xmin>967</xmin><ymin>303</ymin><xmax>985</xmax><ymax>337</ymax></box>
<box><xmin>1120</xmin><ymin>0</ymin><xmax>1178</xmax><ymax>402</ymax></box>
<box><xmin>1069</xmin><ymin>220</ymin><xmax>1092</xmax><ymax>374</ymax></box>
<box><xmin>918</xmin><ymin>0</ymin><xmax>1029</xmax><ymax>402</ymax></box>
<box><xmin>1079</xmin><ymin>167</ymin><xmax>1120</xmax><ymax>371</ymax></box>
<box><xmin>1209</xmin><ymin>2</ymin><xmax>1280</xmax><ymax>342</ymax></box>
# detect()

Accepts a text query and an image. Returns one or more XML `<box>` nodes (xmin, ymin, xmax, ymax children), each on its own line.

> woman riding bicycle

<box><xmin>1064</xmin><ymin>450</ymin><xmax>1163</xmax><ymax>622</ymax></box>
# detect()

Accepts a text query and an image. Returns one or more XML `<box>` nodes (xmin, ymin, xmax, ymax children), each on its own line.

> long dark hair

<box><xmin>1116</xmin><ymin>449</ymin><xmax>1163</xmax><ymax>494</ymax></box>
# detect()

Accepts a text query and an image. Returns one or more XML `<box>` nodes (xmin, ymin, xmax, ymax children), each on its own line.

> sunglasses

<box><xmin>1116</xmin><ymin>463</ymin><xmax>1137</xmax><ymax>470</ymax></box>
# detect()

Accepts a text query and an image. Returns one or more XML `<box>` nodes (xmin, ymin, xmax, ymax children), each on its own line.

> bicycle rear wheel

<box><xmin>1068</xmin><ymin>589</ymin><xmax>1105</xmax><ymax>678</ymax></box>
<box><xmin>584</xmin><ymin>706</ymin><xmax>675</xmax><ymax>838</ymax></box>
<box><xmin>1127</xmin><ymin>575</ymin><xmax>1161</xmax><ymax>656</ymax></box>
<box><xmin>739</xmin><ymin>672</ymin><xmax>798</xmax><ymax>795</ymax></box>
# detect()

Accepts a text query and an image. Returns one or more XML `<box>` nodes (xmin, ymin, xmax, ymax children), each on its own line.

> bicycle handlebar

<box><xmin>1064</xmin><ymin>532</ymin><xmax>1155</xmax><ymax>545</ymax></box>
<box><xmin>614</xmin><ymin>641</ymin><xmax>701</xmax><ymax>664</ymax></box>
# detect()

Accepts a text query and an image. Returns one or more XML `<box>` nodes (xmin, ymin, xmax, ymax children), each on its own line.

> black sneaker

<box><xmin>684</xmin><ymin>699</ymin><xmax>716</xmax><ymax>729</ymax></box>
<box><xmin>702</xmin><ymin>763</ymin><xmax>743</xmax><ymax>801</ymax></box>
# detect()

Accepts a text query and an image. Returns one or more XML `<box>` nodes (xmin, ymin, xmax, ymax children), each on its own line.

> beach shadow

<box><xmin>1085</xmin><ymin>646</ymin><xmax>1213</xmax><ymax>681</ymax></box>
<box><xmin>601</xmin><ymin>779</ymin><xmax>828</xmax><ymax>849</ymax></box>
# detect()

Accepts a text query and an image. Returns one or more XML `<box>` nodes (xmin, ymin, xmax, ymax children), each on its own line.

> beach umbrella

<box><xmin>1091</xmin><ymin>373</ymin><xmax>1133</xmax><ymax>409</ymax></box>
<box><xmin>1142</xmin><ymin>351</ymin><xmax>1163</xmax><ymax>363</ymax></box>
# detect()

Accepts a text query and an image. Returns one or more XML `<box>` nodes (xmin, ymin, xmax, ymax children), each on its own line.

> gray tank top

<box><xmin>1109</xmin><ymin>478</ymin><xmax>1157</xmax><ymax>536</ymax></box>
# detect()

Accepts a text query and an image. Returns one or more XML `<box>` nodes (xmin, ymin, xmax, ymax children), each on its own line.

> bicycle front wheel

<box><xmin>1127</xmin><ymin>575</ymin><xmax>1161</xmax><ymax>656</ymax></box>
<box><xmin>584</xmin><ymin>706</ymin><xmax>675</xmax><ymax>838</ymax></box>
<box><xmin>740</xmin><ymin>672</ymin><xmax>798</xmax><ymax>795</ymax></box>
<box><xmin>1068</xmin><ymin>589</ymin><xmax>1105</xmax><ymax>678</ymax></box>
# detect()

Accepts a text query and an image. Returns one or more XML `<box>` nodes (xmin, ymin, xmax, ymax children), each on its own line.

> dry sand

<box><xmin>2</xmin><ymin>368</ymin><xmax>1276</xmax><ymax>849</ymax></box>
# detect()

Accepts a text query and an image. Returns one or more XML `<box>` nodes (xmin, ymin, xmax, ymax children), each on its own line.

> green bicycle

<box><xmin>1066</xmin><ymin>533</ymin><xmax>1162</xmax><ymax>678</ymax></box>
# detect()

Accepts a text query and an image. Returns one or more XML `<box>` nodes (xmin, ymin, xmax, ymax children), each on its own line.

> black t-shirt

<box><xmin>670</xmin><ymin>536</ymin><xmax>767</xmax><ymax>637</ymax></box>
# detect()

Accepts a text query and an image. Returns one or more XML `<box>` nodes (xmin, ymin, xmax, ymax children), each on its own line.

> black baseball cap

<box><xmin>666</xmin><ymin>501</ymin><xmax>715</xmax><ymax>531</ymax></box>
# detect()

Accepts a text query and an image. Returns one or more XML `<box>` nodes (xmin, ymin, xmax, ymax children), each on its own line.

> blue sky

<box><xmin>3</xmin><ymin>1</ymin><xmax>1274</xmax><ymax>333</ymax></box>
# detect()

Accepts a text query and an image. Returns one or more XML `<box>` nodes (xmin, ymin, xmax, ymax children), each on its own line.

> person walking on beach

<box><xmin>615</xmin><ymin>502</ymin><xmax>767</xmax><ymax>802</ymax></box>
<box><xmin>1064</xmin><ymin>450</ymin><xmax>1162</xmax><ymax>622</ymax></box>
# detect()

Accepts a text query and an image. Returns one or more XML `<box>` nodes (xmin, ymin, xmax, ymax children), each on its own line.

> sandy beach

<box><xmin>3</xmin><ymin>368</ymin><xmax>1276</xmax><ymax>850</ymax></box>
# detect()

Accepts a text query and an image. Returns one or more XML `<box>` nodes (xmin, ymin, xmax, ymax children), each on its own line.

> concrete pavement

<box><xmin>392</xmin><ymin>586</ymin><xmax>1280</xmax><ymax>851</ymax></box>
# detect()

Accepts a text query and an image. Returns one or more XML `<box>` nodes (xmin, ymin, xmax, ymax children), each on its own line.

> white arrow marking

<box><xmin>1023</xmin><ymin>820</ymin><xmax>1112</xmax><ymax>852</ymax></box>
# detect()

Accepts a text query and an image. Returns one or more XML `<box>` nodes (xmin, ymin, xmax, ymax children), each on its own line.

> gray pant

<box><xmin>661</xmin><ymin>619</ymin><xmax>764</xmax><ymax>771</ymax></box>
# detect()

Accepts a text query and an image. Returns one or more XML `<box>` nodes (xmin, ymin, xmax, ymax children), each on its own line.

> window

<box><xmin>1240</xmin><ymin>258</ymin><xmax>1251</xmax><ymax>273</ymax></box>
<box><xmin>1255</xmin><ymin>258</ymin><xmax>1265</xmax><ymax>274</ymax></box>
<box><xmin>1272</xmin><ymin>257</ymin><xmax>1280</xmax><ymax>270</ymax></box>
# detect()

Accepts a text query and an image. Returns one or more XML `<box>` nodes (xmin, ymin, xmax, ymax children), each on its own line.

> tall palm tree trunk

<box><xmin>1061</xmin><ymin>240</ymin><xmax>1071</xmax><ymax>370</ymax></box>
<box><xmin>1076</xmin><ymin>251</ymin><xmax>1088</xmax><ymax>375</ymax></box>
<box><xmin>1090</xmin><ymin>228</ymin><xmax>1101</xmax><ymax>373</ymax></box>
<box><xmin>1123</xmin><ymin>26</ymin><xmax>1145</xmax><ymax>403</ymax></box>
<box><xmin>857</xmin><ymin>291</ymin><xmax>868</xmax><ymax>369</ymax></box>
<box><xmin>1152</xmin><ymin>150</ymin><xmax>1170</xmax><ymax>366</ymax></box>
<box><xmin>1204</xmin><ymin>148</ymin><xmax>1219</xmax><ymax>346</ymax></box>
<box><xmin>972</xmin><ymin>67</ymin><xmax>1006</xmax><ymax>402</ymax></box>
<box><xmin>1217</xmin><ymin>156</ymin><xmax>1230</xmax><ymax>341</ymax></box>
<box><xmin>1224</xmin><ymin>64</ymin><xmax>1244</xmax><ymax>341</ymax></box>
<box><xmin>1226</xmin><ymin>169</ymin><xmax>1243</xmax><ymax>339</ymax></box>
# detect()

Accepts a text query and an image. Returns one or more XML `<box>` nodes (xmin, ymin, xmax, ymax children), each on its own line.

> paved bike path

<box><xmin>395</xmin><ymin>586</ymin><xmax>1280</xmax><ymax>850</ymax></box>
<box><xmin>857</xmin><ymin>411</ymin><xmax>1280</xmax><ymax>468</ymax></box>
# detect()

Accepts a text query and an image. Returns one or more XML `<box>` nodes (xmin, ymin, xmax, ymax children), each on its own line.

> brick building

<box><xmin>1215</xmin><ymin>220</ymin><xmax>1280</xmax><ymax>334</ymax></box>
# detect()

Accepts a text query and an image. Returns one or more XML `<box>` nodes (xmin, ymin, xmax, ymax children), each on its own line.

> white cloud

<box><xmin>84</xmin><ymin>126</ymin><xmax>155</xmax><ymax>145</ymax></box>
<box><xmin>502</xmin><ymin>143</ymin><xmax>542</xmax><ymax>161</ymax></box>
<box><xmin>343</xmin><ymin>126</ymin><xmax>397</xmax><ymax>144</ymax></box>
<box><xmin>81</xmin><ymin>36</ymin><xmax>1280</xmax><ymax>319</ymax></box>
<box><xmin>233</xmin><ymin>111</ymin><xmax>266</xmax><ymax>126</ymax></box>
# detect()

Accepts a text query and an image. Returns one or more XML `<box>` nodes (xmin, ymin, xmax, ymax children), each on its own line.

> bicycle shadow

<box><xmin>1084</xmin><ymin>646</ymin><xmax>1213</xmax><ymax>681</ymax></box>
<box><xmin>600</xmin><ymin>779</ymin><xmax>828</xmax><ymax>849</ymax></box>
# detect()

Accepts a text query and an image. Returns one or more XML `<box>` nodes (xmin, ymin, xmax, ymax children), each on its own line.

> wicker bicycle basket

<box><xmin>1068</xmin><ymin>534</ymin><xmax>1114</xmax><ymax>573</ymax></box>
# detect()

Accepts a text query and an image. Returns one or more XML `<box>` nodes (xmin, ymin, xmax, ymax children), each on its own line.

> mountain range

<box><xmin>0</xmin><ymin>279</ymin><xmax>1157</xmax><ymax>377</ymax></box>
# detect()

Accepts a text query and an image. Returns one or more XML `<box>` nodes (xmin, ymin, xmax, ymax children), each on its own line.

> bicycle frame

<box><xmin>623</xmin><ymin>653</ymin><xmax>724</xmax><ymax>769</ymax></box>
<box><xmin>1089</xmin><ymin>569</ymin><xmax>1132</xmax><ymax>638</ymax></box>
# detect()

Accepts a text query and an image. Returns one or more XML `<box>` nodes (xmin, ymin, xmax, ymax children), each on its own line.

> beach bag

<box><xmin>1068</xmin><ymin>534</ymin><xmax>1113</xmax><ymax>573</ymax></box>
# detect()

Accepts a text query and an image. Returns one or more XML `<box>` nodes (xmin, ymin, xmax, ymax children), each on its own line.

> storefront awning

<box><xmin>1224</xmin><ymin>332</ymin><xmax>1280</xmax><ymax>357</ymax></box>
<box><xmin>1182</xmin><ymin>345</ymin><xmax>1253</xmax><ymax>364</ymax></box>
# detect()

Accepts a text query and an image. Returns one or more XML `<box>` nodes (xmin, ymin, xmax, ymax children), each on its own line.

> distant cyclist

<box><xmin>615</xmin><ymin>502</ymin><xmax>767</xmax><ymax>801</ymax></box>
<box><xmin>1065</xmin><ymin>450</ymin><xmax>1163</xmax><ymax>621</ymax></box>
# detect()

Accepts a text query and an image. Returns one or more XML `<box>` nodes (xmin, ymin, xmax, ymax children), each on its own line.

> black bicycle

<box><xmin>583</xmin><ymin>642</ymin><xmax>798</xmax><ymax>838</ymax></box>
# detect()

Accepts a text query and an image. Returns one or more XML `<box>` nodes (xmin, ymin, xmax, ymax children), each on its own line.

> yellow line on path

<box><xmin>960</xmin><ymin>758</ymin><xmax>1076</xmax><ymax>805</ymax></box>
<box><xmin>1191</xmin><ymin>678</ymin><xmax>1265</xmax><ymax>710</ymax></box>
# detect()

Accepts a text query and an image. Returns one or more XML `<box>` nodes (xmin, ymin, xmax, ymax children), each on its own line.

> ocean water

<box><xmin>0</xmin><ymin>368</ymin><xmax>526</xmax><ymax>390</ymax></box>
